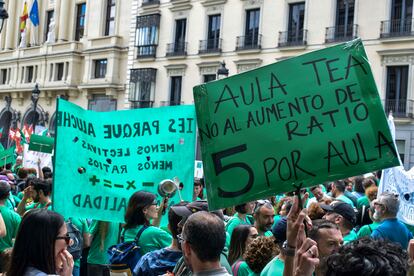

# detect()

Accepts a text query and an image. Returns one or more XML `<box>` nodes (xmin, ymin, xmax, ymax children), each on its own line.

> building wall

<box><xmin>0</xmin><ymin>0</ymin><xmax>131</xmax><ymax>145</ymax></box>
<box><xmin>126</xmin><ymin>0</ymin><xmax>414</xmax><ymax>169</ymax></box>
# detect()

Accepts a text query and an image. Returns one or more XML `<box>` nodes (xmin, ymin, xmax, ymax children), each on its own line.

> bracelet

<box><xmin>281</xmin><ymin>240</ymin><xmax>296</xmax><ymax>257</ymax></box>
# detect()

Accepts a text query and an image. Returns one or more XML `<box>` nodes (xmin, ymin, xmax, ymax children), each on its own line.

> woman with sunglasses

<box><xmin>123</xmin><ymin>191</ymin><xmax>172</xmax><ymax>255</ymax></box>
<box><xmin>7</xmin><ymin>208</ymin><xmax>74</xmax><ymax>276</ymax></box>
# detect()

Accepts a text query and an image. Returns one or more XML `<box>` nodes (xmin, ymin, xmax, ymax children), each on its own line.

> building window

<box><xmin>385</xmin><ymin>65</ymin><xmax>409</xmax><ymax>117</ymax></box>
<box><xmin>203</xmin><ymin>74</ymin><xmax>216</xmax><ymax>83</ymax></box>
<box><xmin>88</xmin><ymin>95</ymin><xmax>117</xmax><ymax>111</ymax></box>
<box><xmin>135</xmin><ymin>14</ymin><xmax>160</xmax><ymax>58</ymax></box>
<box><xmin>245</xmin><ymin>9</ymin><xmax>260</xmax><ymax>45</ymax></box>
<box><xmin>94</xmin><ymin>59</ymin><xmax>107</xmax><ymax>78</ymax></box>
<box><xmin>207</xmin><ymin>14</ymin><xmax>220</xmax><ymax>49</ymax></box>
<box><xmin>26</xmin><ymin>66</ymin><xmax>34</xmax><ymax>83</ymax></box>
<box><xmin>335</xmin><ymin>0</ymin><xmax>355</xmax><ymax>37</ymax></box>
<box><xmin>288</xmin><ymin>3</ymin><xmax>305</xmax><ymax>42</ymax></box>
<box><xmin>105</xmin><ymin>0</ymin><xmax>116</xmax><ymax>36</ymax></box>
<box><xmin>75</xmin><ymin>3</ymin><xmax>86</xmax><ymax>41</ymax></box>
<box><xmin>169</xmin><ymin>76</ymin><xmax>182</xmax><ymax>106</ymax></box>
<box><xmin>56</xmin><ymin>63</ymin><xmax>64</xmax><ymax>81</ymax></box>
<box><xmin>0</xmin><ymin>69</ymin><xmax>7</xmax><ymax>85</ymax></box>
<box><xmin>129</xmin><ymin>68</ymin><xmax>156</xmax><ymax>108</ymax></box>
<box><xmin>396</xmin><ymin>139</ymin><xmax>406</xmax><ymax>163</ymax></box>
<box><xmin>171</xmin><ymin>19</ymin><xmax>187</xmax><ymax>54</ymax></box>
<box><xmin>44</xmin><ymin>10</ymin><xmax>54</xmax><ymax>42</ymax></box>
<box><xmin>392</xmin><ymin>0</ymin><xmax>413</xmax><ymax>32</ymax></box>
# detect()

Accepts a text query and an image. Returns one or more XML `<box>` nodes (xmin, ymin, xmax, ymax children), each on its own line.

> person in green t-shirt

<box><xmin>228</xmin><ymin>225</ymin><xmax>258</xmax><ymax>266</ymax></box>
<box><xmin>16</xmin><ymin>178</ymin><xmax>52</xmax><ymax>216</ymax></box>
<box><xmin>0</xmin><ymin>181</ymin><xmax>21</xmax><ymax>272</ymax></box>
<box><xmin>226</xmin><ymin>202</ymin><xmax>255</xmax><ymax>245</ymax></box>
<box><xmin>67</xmin><ymin>217</ymin><xmax>90</xmax><ymax>276</ymax></box>
<box><xmin>87</xmin><ymin>220</ymin><xmax>120</xmax><ymax>275</ymax></box>
<box><xmin>253</xmin><ymin>200</ymin><xmax>274</xmax><ymax>236</ymax></box>
<box><xmin>123</xmin><ymin>191</ymin><xmax>172</xmax><ymax>255</ymax></box>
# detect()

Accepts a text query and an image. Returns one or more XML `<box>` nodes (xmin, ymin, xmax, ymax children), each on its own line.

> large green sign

<box><xmin>53</xmin><ymin>99</ymin><xmax>196</xmax><ymax>222</ymax></box>
<box><xmin>193</xmin><ymin>39</ymin><xmax>400</xmax><ymax>210</ymax></box>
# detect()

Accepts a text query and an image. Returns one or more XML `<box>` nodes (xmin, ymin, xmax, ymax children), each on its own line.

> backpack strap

<box><xmin>134</xmin><ymin>225</ymin><xmax>149</xmax><ymax>244</ymax></box>
<box><xmin>232</xmin><ymin>260</ymin><xmax>242</xmax><ymax>276</ymax></box>
<box><xmin>368</xmin><ymin>225</ymin><xmax>372</xmax><ymax>233</ymax></box>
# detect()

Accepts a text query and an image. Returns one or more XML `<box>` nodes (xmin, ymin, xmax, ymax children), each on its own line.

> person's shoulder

<box><xmin>23</xmin><ymin>266</ymin><xmax>51</xmax><ymax>276</ymax></box>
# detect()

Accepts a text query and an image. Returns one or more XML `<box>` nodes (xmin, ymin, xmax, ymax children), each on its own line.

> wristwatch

<box><xmin>281</xmin><ymin>240</ymin><xmax>296</xmax><ymax>257</ymax></box>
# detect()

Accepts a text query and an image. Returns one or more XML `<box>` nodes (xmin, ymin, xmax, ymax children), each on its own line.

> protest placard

<box><xmin>193</xmin><ymin>39</ymin><xmax>400</xmax><ymax>210</ymax></box>
<box><xmin>0</xmin><ymin>146</ymin><xmax>15</xmax><ymax>168</ymax></box>
<box><xmin>29</xmin><ymin>134</ymin><xmax>54</xmax><ymax>153</ymax></box>
<box><xmin>23</xmin><ymin>144</ymin><xmax>53</xmax><ymax>175</ymax></box>
<box><xmin>53</xmin><ymin>100</ymin><xmax>196</xmax><ymax>223</ymax></box>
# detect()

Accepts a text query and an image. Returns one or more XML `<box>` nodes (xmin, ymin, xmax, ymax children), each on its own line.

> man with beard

<box><xmin>321</xmin><ymin>201</ymin><xmax>357</xmax><ymax>243</ymax></box>
<box><xmin>179</xmin><ymin>211</ymin><xmax>230</xmax><ymax>276</ymax></box>
<box><xmin>16</xmin><ymin>178</ymin><xmax>52</xmax><ymax>216</ymax></box>
<box><xmin>253</xmin><ymin>200</ymin><xmax>274</xmax><ymax>236</ymax></box>
<box><xmin>371</xmin><ymin>192</ymin><xmax>412</xmax><ymax>249</ymax></box>
<box><xmin>308</xmin><ymin>219</ymin><xmax>343</xmax><ymax>276</ymax></box>
<box><xmin>330</xmin><ymin>181</ymin><xmax>355</xmax><ymax>207</ymax></box>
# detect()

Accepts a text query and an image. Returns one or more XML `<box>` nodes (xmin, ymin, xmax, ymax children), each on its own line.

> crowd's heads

<box><xmin>353</xmin><ymin>176</ymin><xmax>365</xmax><ymax>193</ymax></box>
<box><xmin>244</xmin><ymin>236</ymin><xmax>278</xmax><ymax>273</ymax></box>
<box><xmin>30</xmin><ymin>178</ymin><xmax>52</xmax><ymax>201</ymax></box>
<box><xmin>253</xmin><ymin>200</ymin><xmax>275</xmax><ymax>233</ymax></box>
<box><xmin>331</xmin><ymin>180</ymin><xmax>346</xmax><ymax>196</ymax></box>
<box><xmin>0</xmin><ymin>180</ymin><xmax>11</xmax><ymax>201</ymax></box>
<box><xmin>228</xmin><ymin>224</ymin><xmax>258</xmax><ymax>265</ymax></box>
<box><xmin>310</xmin><ymin>186</ymin><xmax>324</xmax><ymax>201</ymax></box>
<box><xmin>308</xmin><ymin>202</ymin><xmax>327</xmax><ymax>220</ymax></box>
<box><xmin>42</xmin><ymin>167</ymin><xmax>53</xmax><ymax>180</ymax></box>
<box><xmin>124</xmin><ymin>191</ymin><xmax>157</xmax><ymax>228</ymax></box>
<box><xmin>171</xmin><ymin>200</ymin><xmax>224</xmax><ymax>226</ymax></box>
<box><xmin>271</xmin><ymin>217</ymin><xmax>287</xmax><ymax>245</ymax></box>
<box><xmin>235</xmin><ymin>201</ymin><xmax>255</xmax><ymax>215</ymax></box>
<box><xmin>365</xmin><ymin>185</ymin><xmax>378</xmax><ymax>202</ymax></box>
<box><xmin>321</xmin><ymin>201</ymin><xmax>356</xmax><ymax>229</ymax></box>
<box><xmin>7</xmin><ymin>209</ymin><xmax>66</xmax><ymax>276</ymax></box>
<box><xmin>168</xmin><ymin>201</ymin><xmax>188</xmax><ymax>239</ymax></box>
<box><xmin>373</xmin><ymin>192</ymin><xmax>399</xmax><ymax>220</ymax></box>
<box><xmin>362</xmin><ymin>178</ymin><xmax>376</xmax><ymax>190</ymax></box>
<box><xmin>181</xmin><ymin>211</ymin><xmax>226</xmax><ymax>265</ymax></box>
<box><xmin>308</xmin><ymin>219</ymin><xmax>342</xmax><ymax>258</ymax></box>
<box><xmin>17</xmin><ymin>168</ymin><xmax>28</xmax><ymax>180</ymax></box>
<box><xmin>325</xmin><ymin>237</ymin><xmax>408</xmax><ymax>276</ymax></box>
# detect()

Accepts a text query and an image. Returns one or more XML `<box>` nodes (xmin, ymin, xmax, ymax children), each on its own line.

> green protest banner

<box><xmin>0</xmin><ymin>146</ymin><xmax>16</xmax><ymax>168</ymax></box>
<box><xmin>53</xmin><ymin>99</ymin><xmax>196</xmax><ymax>223</ymax></box>
<box><xmin>193</xmin><ymin>39</ymin><xmax>400</xmax><ymax>210</ymax></box>
<box><xmin>29</xmin><ymin>134</ymin><xmax>54</xmax><ymax>153</ymax></box>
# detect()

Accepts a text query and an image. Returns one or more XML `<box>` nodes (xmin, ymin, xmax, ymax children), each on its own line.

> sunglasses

<box><xmin>255</xmin><ymin>199</ymin><xmax>271</xmax><ymax>212</ymax></box>
<box><xmin>56</xmin><ymin>234</ymin><xmax>71</xmax><ymax>245</ymax></box>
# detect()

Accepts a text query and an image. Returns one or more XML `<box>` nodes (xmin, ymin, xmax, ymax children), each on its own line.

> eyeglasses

<box><xmin>177</xmin><ymin>234</ymin><xmax>186</xmax><ymax>244</ymax></box>
<box><xmin>255</xmin><ymin>199</ymin><xmax>271</xmax><ymax>212</ymax></box>
<box><xmin>56</xmin><ymin>234</ymin><xmax>71</xmax><ymax>245</ymax></box>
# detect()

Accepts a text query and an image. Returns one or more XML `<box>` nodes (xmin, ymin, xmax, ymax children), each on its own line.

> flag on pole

<box><xmin>29</xmin><ymin>0</ymin><xmax>39</xmax><ymax>26</ymax></box>
<box><xmin>29</xmin><ymin>0</ymin><xmax>39</xmax><ymax>45</ymax></box>
<box><xmin>20</xmin><ymin>2</ymin><xmax>28</xmax><ymax>33</ymax></box>
<box><xmin>23</xmin><ymin>124</ymin><xmax>33</xmax><ymax>143</ymax></box>
<box><xmin>19</xmin><ymin>129</ymin><xmax>28</xmax><ymax>145</ymax></box>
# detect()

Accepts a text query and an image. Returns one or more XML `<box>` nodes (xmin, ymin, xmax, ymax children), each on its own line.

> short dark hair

<box><xmin>7</xmin><ymin>209</ymin><xmax>65</xmax><ymax>276</ymax></box>
<box><xmin>17</xmin><ymin>168</ymin><xmax>28</xmax><ymax>179</ymax></box>
<box><xmin>326</xmin><ymin>237</ymin><xmax>408</xmax><ymax>276</ymax></box>
<box><xmin>30</xmin><ymin>178</ymin><xmax>52</xmax><ymax>196</ymax></box>
<box><xmin>308</xmin><ymin>219</ymin><xmax>339</xmax><ymax>241</ymax></box>
<box><xmin>168</xmin><ymin>201</ymin><xmax>188</xmax><ymax>238</ymax></box>
<box><xmin>235</xmin><ymin>203</ymin><xmax>248</xmax><ymax>214</ymax></box>
<box><xmin>353</xmin><ymin>176</ymin><xmax>365</xmax><ymax>193</ymax></box>
<box><xmin>183</xmin><ymin>211</ymin><xmax>225</xmax><ymax>262</ymax></box>
<box><xmin>333</xmin><ymin>180</ymin><xmax>346</xmax><ymax>193</ymax></box>
<box><xmin>124</xmin><ymin>191</ymin><xmax>156</xmax><ymax>229</ymax></box>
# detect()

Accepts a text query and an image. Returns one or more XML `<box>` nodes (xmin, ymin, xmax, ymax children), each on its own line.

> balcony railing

<box><xmin>236</xmin><ymin>34</ymin><xmax>262</xmax><ymax>51</ymax></box>
<box><xmin>130</xmin><ymin>100</ymin><xmax>154</xmax><ymax>109</ymax></box>
<box><xmin>325</xmin><ymin>24</ymin><xmax>358</xmax><ymax>43</ymax></box>
<box><xmin>383</xmin><ymin>99</ymin><xmax>414</xmax><ymax>118</ymax></box>
<box><xmin>199</xmin><ymin>38</ymin><xmax>222</xmax><ymax>54</ymax></box>
<box><xmin>166</xmin><ymin>42</ymin><xmax>187</xmax><ymax>57</ymax></box>
<box><xmin>136</xmin><ymin>45</ymin><xmax>157</xmax><ymax>58</ymax></box>
<box><xmin>160</xmin><ymin>100</ymin><xmax>184</xmax><ymax>106</ymax></box>
<box><xmin>142</xmin><ymin>0</ymin><xmax>160</xmax><ymax>6</ymax></box>
<box><xmin>278</xmin><ymin>30</ymin><xmax>308</xmax><ymax>47</ymax></box>
<box><xmin>380</xmin><ymin>19</ymin><xmax>414</xmax><ymax>38</ymax></box>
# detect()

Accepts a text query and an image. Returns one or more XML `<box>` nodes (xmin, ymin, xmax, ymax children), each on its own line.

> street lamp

<box><xmin>217</xmin><ymin>61</ymin><xmax>229</xmax><ymax>80</ymax></box>
<box><xmin>31</xmin><ymin>84</ymin><xmax>41</xmax><ymax>132</ymax></box>
<box><xmin>0</xmin><ymin>0</ymin><xmax>8</xmax><ymax>33</ymax></box>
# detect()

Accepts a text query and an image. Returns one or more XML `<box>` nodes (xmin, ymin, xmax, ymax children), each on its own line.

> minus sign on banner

<box><xmin>143</xmin><ymin>182</ymin><xmax>155</xmax><ymax>187</ymax></box>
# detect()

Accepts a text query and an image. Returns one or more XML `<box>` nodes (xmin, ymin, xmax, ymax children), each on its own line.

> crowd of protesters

<box><xmin>2</xmin><ymin>158</ymin><xmax>414</xmax><ymax>276</ymax></box>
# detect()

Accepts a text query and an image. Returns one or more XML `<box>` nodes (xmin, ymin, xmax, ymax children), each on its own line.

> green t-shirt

<box><xmin>357</xmin><ymin>222</ymin><xmax>380</xmax><ymax>238</ymax></box>
<box><xmin>0</xmin><ymin>205</ymin><xmax>21</xmax><ymax>253</ymax></box>
<box><xmin>226</xmin><ymin>213</ymin><xmax>254</xmax><ymax>245</ymax></box>
<box><xmin>88</xmin><ymin>221</ymin><xmax>120</xmax><ymax>265</ymax></box>
<box><xmin>336</xmin><ymin>195</ymin><xmax>354</xmax><ymax>207</ymax></box>
<box><xmin>25</xmin><ymin>201</ymin><xmax>52</xmax><ymax>211</ymax></box>
<box><xmin>123</xmin><ymin>225</ymin><xmax>172</xmax><ymax>255</ymax></box>
<box><xmin>343</xmin><ymin>229</ymin><xmax>358</xmax><ymax>244</ymax></box>
<box><xmin>261</xmin><ymin>256</ymin><xmax>284</xmax><ymax>276</ymax></box>
<box><xmin>357</xmin><ymin>196</ymin><xmax>370</xmax><ymax>209</ymax></box>
<box><xmin>262</xmin><ymin>231</ymin><xmax>273</xmax><ymax>237</ymax></box>
<box><xmin>67</xmin><ymin>217</ymin><xmax>90</xmax><ymax>268</ymax></box>
<box><xmin>233</xmin><ymin>261</ymin><xmax>253</xmax><ymax>276</ymax></box>
<box><xmin>5</xmin><ymin>194</ymin><xmax>21</xmax><ymax>210</ymax></box>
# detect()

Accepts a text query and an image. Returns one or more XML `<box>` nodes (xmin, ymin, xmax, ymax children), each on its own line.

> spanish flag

<box><xmin>20</xmin><ymin>2</ymin><xmax>28</xmax><ymax>33</ymax></box>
